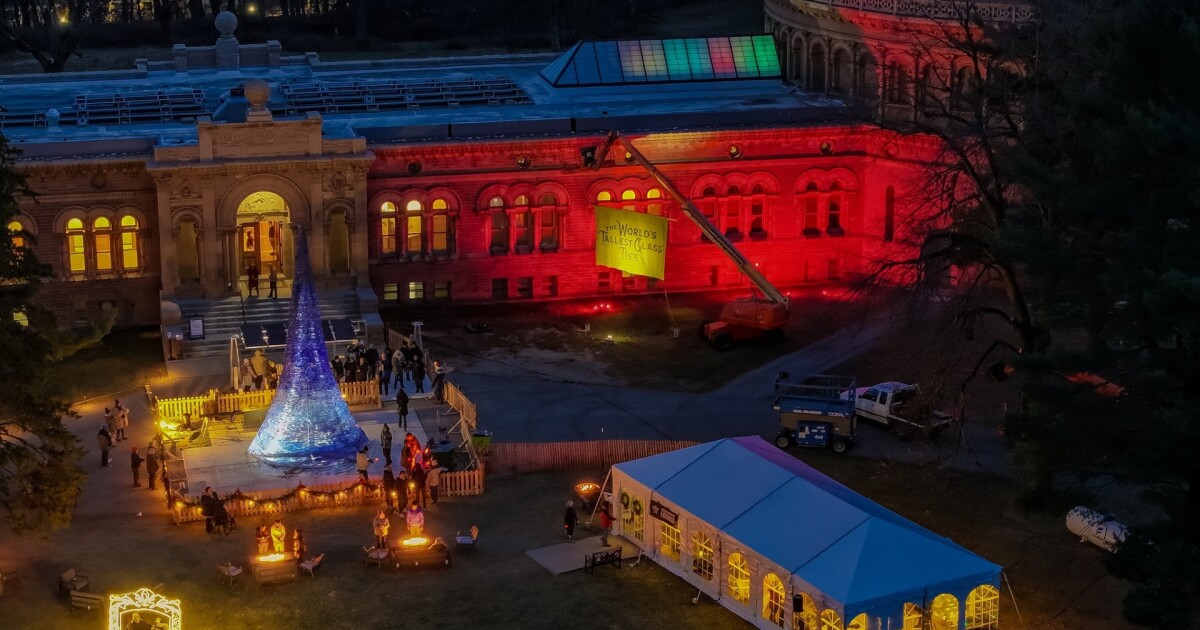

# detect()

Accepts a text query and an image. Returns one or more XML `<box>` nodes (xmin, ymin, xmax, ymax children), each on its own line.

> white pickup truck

<box><xmin>847</xmin><ymin>382</ymin><xmax>955</xmax><ymax>437</ymax></box>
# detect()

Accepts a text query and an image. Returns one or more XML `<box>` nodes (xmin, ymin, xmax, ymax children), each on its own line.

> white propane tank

<box><xmin>1065</xmin><ymin>506</ymin><xmax>1128</xmax><ymax>552</ymax></box>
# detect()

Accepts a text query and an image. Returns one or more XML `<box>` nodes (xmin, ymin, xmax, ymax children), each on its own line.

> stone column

<box><xmin>201</xmin><ymin>178</ymin><xmax>224</xmax><ymax>295</ymax></box>
<box><xmin>308</xmin><ymin>177</ymin><xmax>328</xmax><ymax>280</ymax></box>
<box><xmin>154</xmin><ymin>177</ymin><xmax>179</xmax><ymax>296</ymax></box>
<box><xmin>350</xmin><ymin>179</ymin><xmax>370</xmax><ymax>277</ymax></box>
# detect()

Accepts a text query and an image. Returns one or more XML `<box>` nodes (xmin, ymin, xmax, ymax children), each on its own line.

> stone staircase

<box><xmin>175</xmin><ymin>289</ymin><xmax>363</xmax><ymax>359</ymax></box>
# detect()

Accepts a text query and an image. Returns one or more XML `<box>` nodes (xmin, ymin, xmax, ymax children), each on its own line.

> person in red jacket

<box><xmin>599</xmin><ymin>500</ymin><xmax>615</xmax><ymax>547</ymax></box>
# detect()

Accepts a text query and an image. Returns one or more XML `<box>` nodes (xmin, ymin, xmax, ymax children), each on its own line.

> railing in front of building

<box><xmin>154</xmin><ymin>378</ymin><xmax>382</xmax><ymax>422</ymax></box>
<box><xmin>778</xmin><ymin>0</ymin><xmax>1035</xmax><ymax>23</ymax></box>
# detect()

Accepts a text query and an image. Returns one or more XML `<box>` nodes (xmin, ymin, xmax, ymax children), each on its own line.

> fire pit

<box><xmin>251</xmin><ymin>552</ymin><xmax>297</xmax><ymax>584</ymax></box>
<box><xmin>391</xmin><ymin>535</ymin><xmax>451</xmax><ymax>569</ymax></box>
<box><xmin>575</xmin><ymin>482</ymin><xmax>602</xmax><ymax>509</ymax></box>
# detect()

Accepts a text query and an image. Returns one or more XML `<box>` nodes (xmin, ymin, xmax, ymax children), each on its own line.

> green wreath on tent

<box><xmin>631</xmin><ymin>497</ymin><xmax>644</xmax><ymax>517</ymax></box>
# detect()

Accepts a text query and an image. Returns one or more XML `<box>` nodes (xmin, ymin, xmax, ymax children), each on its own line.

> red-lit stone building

<box><xmin>0</xmin><ymin>8</ymin><xmax>973</xmax><ymax>354</ymax></box>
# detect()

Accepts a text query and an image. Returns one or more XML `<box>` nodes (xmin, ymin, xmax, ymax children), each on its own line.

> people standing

<box><xmin>405</xmin><ymin>501</ymin><xmax>424</xmax><ymax>537</ymax></box>
<box><xmin>380</xmin><ymin>423</ymin><xmax>393</xmax><ymax>465</ymax></box>
<box><xmin>391</xmin><ymin>347</ymin><xmax>405</xmax><ymax>388</ymax></box>
<box><xmin>267</xmin><ymin>264</ymin><xmax>278</xmax><ymax>299</ymax></box>
<box><xmin>97</xmin><ymin>425</ymin><xmax>114</xmax><ymax>467</ymax></box>
<box><xmin>255</xmin><ymin>524</ymin><xmax>269</xmax><ymax>554</ymax></box>
<box><xmin>357</xmin><ymin>356</ymin><xmax>369</xmax><ymax>384</ymax></box>
<box><xmin>332</xmin><ymin>356</ymin><xmax>345</xmax><ymax>383</ymax></box>
<box><xmin>103</xmin><ymin>408</ymin><xmax>119</xmax><ymax>439</ymax></box>
<box><xmin>411</xmin><ymin>462</ymin><xmax>427</xmax><ymax>508</ymax></box>
<box><xmin>431</xmin><ymin>360</ymin><xmax>446</xmax><ymax>404</ymax></box>
<box><xmin>240</xmin><ymin>359</ymin><xmax>255</xmax><ymax>392</ymax></box>
<box><xmin>270</xmin><ymin>519</ymin><xmax>286</xmax><ymax>552</ymax></box>
<box><xmin>247</xmin><ymin>263</ymin><xmax>260</xmax><ymax>297</ymax></box>
<box><xmin>365</xmin><ymin>345</ymin><xmax>380</xmax><ymax>378</ymax></box>
<box><xmin>412</xmin><ymin>355</ymin><xmax>426</xmax><ymax>394</ymax></box>
<box><xmin>250</xmin><ymin>350</ymin><xmax>268</xmax><ymax>390</ymax></box>
<box><xmin>293</xmin><ymin>529</ymin><xmax>307</xmax><ymax>561</ymax></box>
<box><xmin>356</xmin><ymin>446</ymin><xmax>370</xmax><ymax>483</ymax></box>
<box><xmin>201</xmin><ymin>487</ymin><xmax>216</xmax><ymax>535</ymax></box>
<box><xmin>396</xmin><ymin>389</ymin><xmax>409</xmax><ymax>432</ymax></box>
<box><xmin>378</xmin><ymin>356</ymin><xmax>390</xmax><ymax>396</ymax></box>
<box><xmin>426</xmin><ymin>462</ymin><xmax>442</xmax><ymax>506</ymax></box>
<box><xmin>382</xmin><ymin>464</ymin><xmax>396</xmax><ymax>511</ymax></box>
<box><xmin>145</xmin><ymin>446</ymin><xmax>159</xmax><ymax>490</ymax></box>
<box><xmin>599</xmin><ymin>501</ymin><xmax>615</xmax><ymax>547</ymax></box>
<box><xmin>129</xmin><ymin>447</ymin><xmax>144</xmax><ymax>487</ymax></box>
<box><xmin>345</xmin><ymin>356</ymin><xmax>359</xmax><ymax>383</ymax></box>
<box><xmin>372</xmin><ymin>509</ymin><xmax>390</xmax><ymax>549</ymax></box>
<box><xmin>563</xmin><ymin>501</ymin><xmax>578</xmax><ymax>543</ymax></box>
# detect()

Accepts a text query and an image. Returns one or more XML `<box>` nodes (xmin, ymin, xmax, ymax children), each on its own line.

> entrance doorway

<box><xmin>236</xmin><ymin>191</ymin><xmax>291</xmax><ymax>296</ymax></box>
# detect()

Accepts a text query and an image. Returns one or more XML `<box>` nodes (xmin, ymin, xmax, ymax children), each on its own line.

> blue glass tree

<box><xmin>248</xmin><ymin>224</ymin><xmax>367</xmax><ymax>468</ymax></box>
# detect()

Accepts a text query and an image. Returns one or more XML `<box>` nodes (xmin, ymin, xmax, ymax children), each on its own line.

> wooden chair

<box><xmin>59</xmin><ymin>569</ymin><xmax>88</xmax><ymax>597</ymax></box>
<box><xmin>217</xmin><ymin>563</ymin><xmax>243</xmax><ymax>587</ymax></box>
<box><xmin>455</xmin><ymin>525</ymin><xmax>479</xmax><ymax>552</ymax></box>
<box><xmin>299</xmin><ymin>553</ymin><xmax>324</xmax><ymax>578</ymax></box>
<box><xmin>363</xmin><ymin>546</ymin><xmax>388</xmax><ymax>568</ymax></box>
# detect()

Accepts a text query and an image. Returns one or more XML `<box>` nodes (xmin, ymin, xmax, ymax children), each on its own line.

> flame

<box><xmin>401</xmin><ymin>536</ymin><xmax>429</xmax><ymax>547</ymax></box>
<box><xmin>256</xmin><ymin>553</ymin><xmax>290</xmax><ymax>563</ymax></box>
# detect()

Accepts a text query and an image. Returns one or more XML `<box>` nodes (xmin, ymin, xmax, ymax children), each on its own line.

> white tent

<box><xmin>611</xmin><ymin>436</ymin><xmax>1002</xmax><ymax>630</ymax></box>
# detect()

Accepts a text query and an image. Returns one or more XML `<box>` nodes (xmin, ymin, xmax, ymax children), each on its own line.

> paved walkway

<box><xmin>449</xmin><ymin>309</ymin><xmax>1010</xmax><ymax>475</ymax></box>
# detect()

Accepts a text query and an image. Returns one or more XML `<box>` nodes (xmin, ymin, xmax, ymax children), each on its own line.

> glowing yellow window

<box><xmin>431</xmin><ymin>215</ymin><xmax>448</xmax><ymax>252</ymax></box>
<box><xmin>621</xmin><ymin>188</ymin><xmax>638</xmax><ymax>211</ymax></box>
<box><xmin>726</xmin><ymin>552</ymin><xmax>750</xmax><ymax>604</ymax></box>
<box><xmin>13</xmin><ymin>311</ymin><xmax>29</xmax><ymax>327</ymax></box>
<box><xmin>514</xmin><ymin>194</ymin><xmax>530</xmax><ymax>206</ymax></box>
<box><xmin>489</xmin><ymin>196</ymin><xmax>505</xmax><ymax>208</ymax></box>
<box><xmin>66</xmin><ymin>218</ymin><xmax>86</xmax><ymax>273</ymax></box>
<box><xmin>691</xmin><ymin>531</ymin><xmax>714</xmax><ymax>581</ymax></box>
<box><xmin>965</xmin><ymin>585</ymin><xmax>999</xmax><ymax>629</ymax></box>
<box><xmin>405</xmin><ymin>200</ymin><xmax>423</xmax><ymax>253</ymax></box>
<box><xmin>763</xmin><ymin>573</ymin><xmax>786</xmax><ymax>626</ymax></box>
<box><xmin>620</xmin><ymin>492</ymin><xmax>645</xmax><ymax>542</ymax></box>
<box><xmin>847</xmin><ymin>613</ymin><xmax>869</xmax><ymax>630</ymax></box>
<box><xmin>659</xmin><ymin>521</ymin><xmax>680</xmax><ymax>561</ymax></box>
<box><xmin>380</xmin><ymin>201</ymin><xmax>397</xmax><ymax>254</ymax></box>
<box><xmin>647</xmin><ymin>188</ymin><xmax>663</xmax><ymax>215</ymax></box>
<box><xmin>7</xmin><ymin>220</ymin><xmax>24</xmax><ymax>250</ymax></box>
<box><xmin>93</xmin><ymin>217</ymin><xmax>112</xmax><ymax>271</ymax></box>
<box><xmin>120</xmin><ymin>215</ymin><xmax>139</xmax><ymax>270</ymax></box>
<box><xmin>432</xmin><ymin>198</ymin><xmax>449</xmax><ymax>211</ymax></box>
<box><xmin>930</xmin><ymin>594</ymin><xmax>959</xmax><ymax>630</ymax></box>
<box><xmin>820</xmin><ymin>609</ymin><xmax>843</xmax><ymax>630</ymax></box>
<box><xmin>596</xmin><ymin>190</ymin><xmax>613</xmax><ymax>202</ymax></box>
<box><xmin>793</xmin><ymin>593</ymin><xmax>818</xmax><ymax>630</ymax></box>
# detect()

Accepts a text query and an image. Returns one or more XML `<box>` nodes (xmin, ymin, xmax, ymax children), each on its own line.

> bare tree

<box><xmin>0</xmin><ymin>1</ymin><xmax>107</xmax><ymax>73</ymax></box>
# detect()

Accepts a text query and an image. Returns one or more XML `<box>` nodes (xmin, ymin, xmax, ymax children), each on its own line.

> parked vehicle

<box><xmin>847</xmin><ymin>382</ymin><xmax>955</xmax><ymax>438</ymax></box>
<box><xmin>773</xmin><ymin>374</ymin><xmax>857</xmax><ymax>454</ymax></box>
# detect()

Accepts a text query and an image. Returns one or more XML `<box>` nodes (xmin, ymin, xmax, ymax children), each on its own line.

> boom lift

<box><xmin>591</xmin><ymin>131</ymin><xmax>789</xmax><ymax>350</ymax></box>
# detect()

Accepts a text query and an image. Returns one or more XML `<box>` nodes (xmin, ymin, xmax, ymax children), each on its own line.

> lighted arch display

<box><xmin>108</xmin><ymin>588</ymin><xmax>181</xmax><ymax>630</ymax></box>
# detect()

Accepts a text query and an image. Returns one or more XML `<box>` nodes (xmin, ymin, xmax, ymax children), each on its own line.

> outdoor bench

<box><xmin>584</xmin><ymin>547</ymin><xmax>623</xmax><ymax>573</ymax></box>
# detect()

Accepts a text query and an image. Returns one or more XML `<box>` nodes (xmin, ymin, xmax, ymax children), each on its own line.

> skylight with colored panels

<box><xmin>540</xmin><ymin>35</ymin><xmax>781</xmax><ymax>87</ymax></box>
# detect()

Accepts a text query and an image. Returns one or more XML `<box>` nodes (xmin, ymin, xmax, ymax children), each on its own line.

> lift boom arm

<box><xmin>597</xmin><ymin>131</ymin><xmax>788</xmax><ymax>305</ymax></box>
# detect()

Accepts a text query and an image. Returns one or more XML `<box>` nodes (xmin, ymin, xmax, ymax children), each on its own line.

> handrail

<box><xmin>767</xmin><ymin>0</ymin><xmax>1035</xmax><ymax>23</ymax></box>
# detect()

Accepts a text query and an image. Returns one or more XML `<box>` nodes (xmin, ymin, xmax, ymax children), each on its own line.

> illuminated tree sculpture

<box><xmin>248</xmin><ymin>224</ymin><xmax>367</xmax><ymax>467</ymax></box>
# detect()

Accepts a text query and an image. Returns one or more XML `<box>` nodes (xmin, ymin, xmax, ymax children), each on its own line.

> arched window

<box><xmin>119</xmin><ymin>215</ymin><xmax>140</xmax><ymax>270</ymax></box>
<box><xmin>691</xmin><ymin>531</ymin><xmax>714</xmax><ymax>581</ymax></box>
<box><xmin>855</xmin><ymin>52</ymin><xmax>877</xmax><ymax>99</ymax></box>
<box><xmin>66</xmin><ymin>218</ymin><xmax>86</xmax><ymax>274</ymax></box>
<box><xmin>884</xmin><ymin>186</ymin><xmax>895</xmax><ymax>242</ymax></box>
<box><xmin>827</xmin><ymin>182</ymin><xmax>843</xmax><ymax>234</ymax></box>
<box><xmin>791</xmin><ymin>37</ymin><xmax>805</xmax><ymax>85</ymax></box>
<box><xmin>93</xmin><ymin>217</ymin><xmax>113</xmax><ymax>271</ymax></box>
<box><xmin>405</xmin><ymin>200</ymin><xmax>424</xmax><ymax>254</ymax></box>
<box><xmin>763</xmin><ymin>573</ymin><xmax>786</xmax><ymax>626</ymax></box>
<box><xmin>539</xmin><ymin>193</ymin><xmax>557</xmax><ymax>206</ymax></box>
<box><xmin>953</xmin><ymin>66</ymin><xmax>975</xmax><ymax>110</ymax></box>
<box><xmin>514</xmin><ymin>194</ymin><xmax>530</xmax><ymax>207</ymax></box>
<box><xmin>489</xmin><ymin>196</ymin><xmax>505</xmax><ymax>208</ymax></box>
<box><xmin>490</xmin><ymin>210</ymin><xmax>508</xmax><ymax>254</ymax></box>
<box><xmin>726</xmin><ymin>553</ymin><xmax>750</xmax><ymax>604</ymax></box>
<box><xmin>724</xmin><ymin>185</ymin><xmax>742</xmax><ymax>239</ymax></box>
<box><xmin>966</xmin><ymin>585</ymin><xmax>1000</xmax><ymax>629</ymax></box>
<box><xmin>13</xmin><ymin>310</ymin><xmax>29</xmax><ymax>327</ymax></box>
<box><xmin>699</xmin><ymin>186</ymin><xmax>719</xmax><ymax>241</ymax></box>
<box><xmin>846</xmin><ymin>613</ymin><xmax>869</xmax><ymax>630</ymax></box>
<box><xmin>7</xmin><ymin>220</ymin><xmax>26</xmax><ymax>251</ymax></box>
<box><xmin>596</xmin><ymin>190</ymin><xmax>613</xmax><ymax>203</ymax></box>
<box><xmin>902</xmin><ymin>603</ymin><xmax>923</xmax><ymax>630</ymax></box>
<box><xmin>930</xmin><ymin>594</ymin><xmax>959</xmax><ymax>630</ymax></box>
<box><xmin>659</xmin><ymin>521</ymin><xmax>681</xmax><ymax>561</ymax></box>
<box><xmin>802</xmin><ymin>181</ymin><xmax>820</xmax><ymax>235</ymax></box>
<box><xmin>379</xmin><ymin>201</ymin><xmax>397</xmax><ymax>255</ymax></box>
<box><xmin>646</xmin><ymin>188</ymin><xmax>663</xmax><ymax>216</ymax></box>
<box><xmin>888</xmin><ymin>62</ymin><xmax>912</xmax><ymax>105</ymax></box>
<box><xmin>810</xmin><ymin>43</ymin><xmax>827</xmax><ymax>92</ymax></box>
<box><xmin>820</xmin><ymin>609</ymin><xmax>843</xmax><ymax>630</ymax></box>
<box><xmin>749</xmin><ymin>184</ymin><xmax>767</xmax><ymax>237</ymax></box>
<box><xmin>793</xmin><ymin>593</ymin><xmax>818</xmax><ymax>630</ymax></box>
<box><xmin>621</xmin><ymin>188</ymin><xmax>638</xmax><ymax>212</ymax></box>
<box><xmin>431</xmin><ymin>198</ymin><xmax>451</xmax><ymax>255</ymax></box>
<box><xmin>832</xmin><ymin>49</ymin><xmax>850</xmax><ymax>94</ymax></box>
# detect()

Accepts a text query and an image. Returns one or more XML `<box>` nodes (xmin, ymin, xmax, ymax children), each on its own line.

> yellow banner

<box><xmin>595</xmin><ymin>205</ymin><xmax>667</xmax><ymax>280</ymax></box>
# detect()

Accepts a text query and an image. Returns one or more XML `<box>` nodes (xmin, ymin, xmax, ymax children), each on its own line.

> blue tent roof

<box><xmin>614</xmin><ymin>436</ymin><xmax>1000</xmax><ymax>611</ymax></box>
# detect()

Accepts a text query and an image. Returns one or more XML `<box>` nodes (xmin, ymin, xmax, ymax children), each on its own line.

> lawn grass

<box><xmin>61</xmin><ymin>326</ymin><xmax>165</xmax><ymax>403</ymax></box>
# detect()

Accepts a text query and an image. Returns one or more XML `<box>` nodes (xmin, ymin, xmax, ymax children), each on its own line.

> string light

<box><xmin>247</xmin><ymin>225</ymin><xmax>368</xmax><ymax>468</ymax></box>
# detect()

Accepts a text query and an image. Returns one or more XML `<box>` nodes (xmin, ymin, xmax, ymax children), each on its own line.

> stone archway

<box><xmin>216</xmin><ymin>174</ymin><xmax>311</xmax><ymax>292</ymax></box>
